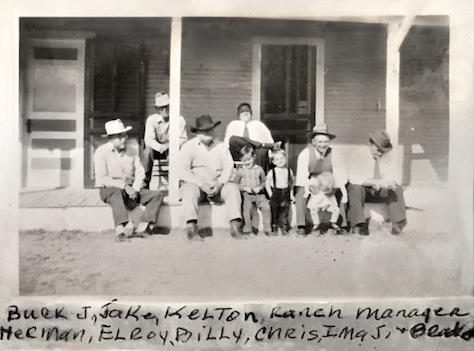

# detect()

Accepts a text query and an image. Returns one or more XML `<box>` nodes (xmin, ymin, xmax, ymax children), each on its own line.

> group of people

<box><xmin>94</xmin><ymin>91</ymin><xmax>407</xmax><ymax>243</ymax></box>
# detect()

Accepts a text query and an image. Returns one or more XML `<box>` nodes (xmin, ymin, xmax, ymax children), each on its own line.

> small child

<box><xmin>265</xmin><ymin>149</ymin><xmax>294</xmax><ymax>236</ymax></box>
<box><xmin>305</xmin><ymin>172</ymin><xmax>340</xmax><ymax>234</ymax></box>
<box><xmin>234</xmin><ymin>146</ymin><xmax>272</xmax><ymax>235</ymax></box>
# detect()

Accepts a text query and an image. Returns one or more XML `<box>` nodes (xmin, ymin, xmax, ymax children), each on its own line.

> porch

<box><xmin>19</xmin><ymin>185</ymin><xmax>447</xmax><ymax>233</ymax></box>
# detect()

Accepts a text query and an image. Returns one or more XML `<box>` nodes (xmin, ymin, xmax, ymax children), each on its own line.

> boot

<box><xmin>186</xmin><ymin>222</ymin><xmax>203</xmax><ymax>241</ymax></box>
<box><xmin>230</xmin><ymin>220</ymin><xmax>245</xmax><ymax>239</ymax></box>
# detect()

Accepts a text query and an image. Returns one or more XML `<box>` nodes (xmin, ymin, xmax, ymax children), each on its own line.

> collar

<box><xmin>108</xmin><ymin>141</ymin><xmax>126</xmax><ymax>153</ymax></box>
<box><xmin>312</xmin><ymin>145</ymin><xmax>331</xmax><ymax>158</ymax></box>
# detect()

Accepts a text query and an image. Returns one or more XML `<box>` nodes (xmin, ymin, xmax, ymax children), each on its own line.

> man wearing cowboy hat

<box><xmin>179</xmin><ymin>114</ymin><xmax>245</xmax><ymax>241</ymax></box>
<box><xmin>346</xmin><ymin>129</ymin><xmax>407</xmax><ymax>235</ymax></box>
<box><xmin>94</xmin><ymin>119</ymin><xmax>164</xmax><ymax>242</ymax></box>
<box><xmin>295</xmin><ymin>123</ymin><xmax>348</xmax><ymax>235</ymax></box>
<box><xmin>141</xmin><ymin>91</ymin><xmax>188</xmax><ymax>189</ymax></box>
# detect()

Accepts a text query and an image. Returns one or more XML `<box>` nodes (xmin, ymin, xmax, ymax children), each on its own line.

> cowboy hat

<box><xmin>308</xmin><ymin>123</ymin><xmax>336</xmax><ymax>140</ymax></box>
<box><xmin>155</xmin><ymin>92</ymin><xmax>170</xmax><ymax>107</ymax></box>
<box><xmin>102</xmin><ymin>119</ymin><xmax>132</xmax><ymax>137</ymax></box>
<box><xmin>190</xmin><ymin>114</ymin><xmax>221</xmax><ymax>133</ymax></box>
<box><xmin>369</xmin><ymin>129</ymin><xmax>393</xmax><ymax>152</ymax></box>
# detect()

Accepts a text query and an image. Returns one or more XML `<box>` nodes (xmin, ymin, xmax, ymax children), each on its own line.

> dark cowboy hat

<box><xmin>308</xmin><ymin>123</ymin><xmax>336</xmax><ymax>140</ymax></box>
<box><xmin>369</xmin><ymin>129</ymin><xmax>393</xmax><ymax>152</ymax></box>
<box><xmin>190</xmin><ymin>114</ymin><xmax>222</xmax><ymax>133</ymax></box>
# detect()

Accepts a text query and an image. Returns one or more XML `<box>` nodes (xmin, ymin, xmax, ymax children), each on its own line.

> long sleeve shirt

<box><xmin>179</xmin><ymin>137</ymin><xmax>234</xmax><ymax>187</ymax></box>
<box><xmin>234</xmin><ymin>164</ymin><xmax>266</xmax><ymax>193</ymax></box>
<box><xmin>144</xmin><ymin>113</ymin><xmax>188</xmax><ymax>153</ymax></box>
<box><xmin>346</xmin><ymin>146</ymin><xmax>401</xmax><ymax>185</ymax></box>
<box><xmin>94</xmin><ymin>141</ymin><xmax>144</xmax><ymax>192</ymax></box>
<box><xmin>223</xmin><ymin>120</ymin><xmax>274</xmax><ymax>146</ymax></box>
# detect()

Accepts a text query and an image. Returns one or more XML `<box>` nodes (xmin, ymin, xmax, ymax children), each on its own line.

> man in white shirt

<box><xmin>224</xmin><ymin>103</ymin><xmax>281</xmax><ymax>173</ymax></box>
<box><xmin>346</xmin><ymin>129</ymin><xmax>407</xmax><ymax>235</ymax></box>
<box><xmin>94</xmin><ymin>119</ymin><xmax>163</xmax><ymax>242</ymax></box>
<box><xmin>179</xmin><ymin>114</ymin><xmax>245</xmax><ymax>241</ymax></box>
<box><xmin>141</xmin><ymin>92</ymin><xmax>188</xmax><ymax>188</ymax></box>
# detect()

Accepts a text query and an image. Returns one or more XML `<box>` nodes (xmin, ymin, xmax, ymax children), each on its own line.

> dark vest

<box><xmin>307</xmin><ymin>145</ymin><xmax>333</xmax><ymax>178</ymax></box>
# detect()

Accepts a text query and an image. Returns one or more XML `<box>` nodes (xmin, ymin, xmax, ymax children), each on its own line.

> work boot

<box><xmin>352</xmin><ymin>223</ymin><xmax>369</xmax><ymax>236</ymax></box>
<box><xmin>296</xmin><ymin>227</ymin><xmax>306</xmax><ymax>236</ymax></box>
<box><xmin>391</xmin><ymin>219</ymin><xmax>407</xmax><ymax>235</ymax></box>
<box><xmin>186</xmin><ymin>222</ymin><xmax>203</xmax><ymax>241</ymax></box>
<box><xmin>230</xmin><ymin>220</ymin><xmax>245</xmax><ymax>239</ymax></box>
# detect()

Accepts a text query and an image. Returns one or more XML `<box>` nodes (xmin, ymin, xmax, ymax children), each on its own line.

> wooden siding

<box><xmin>400</xmin><ymin>26</ymin><xmax>449</xmax><ymax>185</ymax></box>
<box><xmin>181</xmin><ymin>19</ymin><xmax>388</xmax><ymax>143</ymax></box>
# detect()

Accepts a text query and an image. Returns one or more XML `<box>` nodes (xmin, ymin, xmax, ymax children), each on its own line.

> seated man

<box><xmin>224</xmin><ymin>102</ymin><xmax>280</xmax><ymax>173</ymax></box>
<box><xmin>94</xmin><ymin>119</ymin><xmax>164</xmax><ymax>242</ymax></box>
<box><xmin>346</xmin><ymin>129</ymin><xmax>407</xmax><ymax>235</ymax></box>
<box><xmin>141</xmin><ymin>91</ymin><xmax>188</xmax><ymax>189</ymax></box>
<box><xmin>179</xmin><ymin>114</ymin><xmax>245</xmax><ymax>241</ymax></box>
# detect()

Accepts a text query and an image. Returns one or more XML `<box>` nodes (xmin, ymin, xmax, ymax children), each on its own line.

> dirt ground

<box><xmin>20</xmin><ymin>217</ymin><xmax>463</xmax><ymax>300</ymax></box>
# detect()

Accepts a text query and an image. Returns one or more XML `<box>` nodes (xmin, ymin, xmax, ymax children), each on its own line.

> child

<box><xmin>305</xmin><ymin>172</ymin><xmax>340</xmax><ymax>234</ymax></box>
<box><xmin>265</xmin><ymin>149</ymin><xmax>294</xmax><ymax>236</ymax></box>
<box><xmin>234</xmin><ymin>146</ymin><xmax>272</xmax><ymax>235</ymax></box>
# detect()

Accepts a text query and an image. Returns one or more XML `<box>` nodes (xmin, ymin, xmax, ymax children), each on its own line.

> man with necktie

<box><xmin>141</xmin><ymin>91</ymin><xmax>188</xmax><ymax>189</ymax></box>
<box><xmin>346</xmin><ymin>129</ymin><xmax>407</xmax><ymax>235</ymax></box>
<box><xmin>224</xmin><ymin>103</ymin><xmax>281</xmax><ymax>173</ymax></box>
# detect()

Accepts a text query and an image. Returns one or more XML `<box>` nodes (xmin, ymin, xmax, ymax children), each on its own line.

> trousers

<box><xmin>99</xmin><ymin>186</ymin><xmax>163</xmax><ymax>227</ymax></box>
<box><xmin>242</xmin><ymin>192</ymin><xmax>271</xmax><ymax>232</ymax></box>
<box><xmin>228</xmin><ymin>136</ymin><xmax>271</xmax><ymax>173</ymax></box>
<box><xmin>179</xmin><ymin>182</ymin><xmax>242</xmax><ymax>223</ymax></box>
<box><xmin>346</xmin><ymin>183</ymin><xmax>406</xmax><ymax>227</ymax></box>
<box><xmin>270</xmin><ymin>188</ymin><xmax>291</xmax><ymax>229</ymax></box>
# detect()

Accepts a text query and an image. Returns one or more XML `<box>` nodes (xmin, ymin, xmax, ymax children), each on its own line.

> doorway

<box><xmin>252</xmin><ymin>37</ymin><xmax>325</xmax><ymax>171</ymax></box>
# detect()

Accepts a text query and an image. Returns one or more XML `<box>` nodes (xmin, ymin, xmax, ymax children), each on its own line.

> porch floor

<box><xmin>19</xmin><ymin>187</ymin><xmax>169</xmax><ymax>208</ymax></box>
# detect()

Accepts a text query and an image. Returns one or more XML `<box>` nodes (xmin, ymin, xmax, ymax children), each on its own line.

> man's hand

<box><xmin>242</xmin><ymin>186</ymin><xmax>253</xmax><ymax>194</ymax></box>
<box><xmin>383</xmin><ymin>180</ymin><xmax>397</xmax><ymax>190</ymax></box>
<box><xmin>252</xmin><ymin>186</ymin><xmax>262</xmax><ymax>194</ymax></box>
<box><xmin>125</xmin><ymin>185</ymin><xmax>138</xmax><ymax>200</ymax></box>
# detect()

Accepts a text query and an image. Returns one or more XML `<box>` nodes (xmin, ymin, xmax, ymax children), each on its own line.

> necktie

<box><xmin>243</xmin><ymin>123</ymin><xmax>249</xmax><ymax>139</ymax></box>
<box><xmin>373</xmin><ymin>158</ymin><xmax>381</xmax><ymax>179</ymax></box>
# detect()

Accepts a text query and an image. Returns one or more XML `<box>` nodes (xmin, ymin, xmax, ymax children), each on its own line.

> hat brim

<box><xmin>308</xmin><ymin>131</ymin><xmax>336</xmax><ymax>140</ymax></box>
<box><xmin>190</xmin><ymin>120</ymin><xmax>221</xmax><ymax>133</ymax></box>
<box><xmin>368</xmin><ymin>132</ymin><xmax>392</xmax><ymax>152</ymax></box>
<box><xmin>101</xmin><ymin>126</ymin><xmax>133</xmax><ymax>137</ymax></box>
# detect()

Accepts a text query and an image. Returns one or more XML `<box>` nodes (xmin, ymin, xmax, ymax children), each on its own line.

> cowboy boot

<box><xmin>229</xmin><ymin>219</ymin><xmax>245</xmax><ymax>239</ymax></box>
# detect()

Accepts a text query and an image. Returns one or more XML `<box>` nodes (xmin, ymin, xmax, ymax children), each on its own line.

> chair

<box><xmin>150</xmin><ymin>158</ymin><xmax>169</xmax><ymax>191</ymax></box>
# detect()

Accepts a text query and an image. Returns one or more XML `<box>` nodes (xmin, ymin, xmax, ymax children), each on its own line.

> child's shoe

<box><xmin>281</xmin><ymin>226</ymin><xmax>289</xmax><ymax>236</ymax></box>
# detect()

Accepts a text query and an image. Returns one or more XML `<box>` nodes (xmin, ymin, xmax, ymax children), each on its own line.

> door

<box><xmin>25</xmin><ymin>38</ymin><xmax>85</xmax><ymax>188</ymax></box>
<box><xmin>253</xmin><ymin>38</ymin><xmax>325</xmax><ymax>172</ymax></box>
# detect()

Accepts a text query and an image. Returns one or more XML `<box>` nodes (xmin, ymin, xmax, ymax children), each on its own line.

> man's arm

<box><xmin>178</xmin><ymin>142</ymin><xmax>204</xmax><ymax>187</ymax></box>
<box><xmin>295</xmin><ymin>148</ymin><xmax>309</xmax><ymax>187</ymax></box>
<box><xmin>144</xmin><ymin>115</ymin><xmax>168</xmax><ymax>153</ymax></box>
<box><xmin>178</xmin><ymin>116</ymin><xmax>188</xmax><ymax>147</ymax></box>
<box><xmin>216</xmin><ymin>146</ymin><xmax>235</xmax><ymax>184</ymax></box>
<box><xmin>132</xmin><ymin>153</ymin><xmax>145</xmax><ymax>192</ymax></box>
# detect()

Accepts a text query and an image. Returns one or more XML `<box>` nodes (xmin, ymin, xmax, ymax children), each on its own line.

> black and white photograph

<box><xmin>3</xmin><ymin>0</ymin><xmax>473</xmax><ymax>312</ymax></box>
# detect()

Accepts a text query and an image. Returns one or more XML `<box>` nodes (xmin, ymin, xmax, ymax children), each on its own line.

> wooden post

<box><xmin>168</xmin><ymin>17</ymin><xmax>182</xmax><ymax>204</ymax></box>
<box><xmin>386</xmin><ymin>21</ymin><xmax>401</xmax><ymax>146</ymax></box>
<box><xmin>449</xmin><ymin>11</ymin><xmax>474</xmax><ymax>295</ymax></box>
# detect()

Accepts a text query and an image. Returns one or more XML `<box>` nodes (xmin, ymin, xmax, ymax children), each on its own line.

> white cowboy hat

<box><xmin>155</xmin><ymin>92</ymin><xmax>170</xmax><ymax>107</ymax></box>
<box><xmin>102</xmin><ymin>119</ymin><xmax>132</xmax><ymax>137</ymax></box>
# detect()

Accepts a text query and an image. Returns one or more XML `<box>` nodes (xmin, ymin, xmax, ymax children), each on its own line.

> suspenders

<box><xmin>272</xmin><ymin>167</ymin><xmax>291</xmax><ymax>189</ymax></box>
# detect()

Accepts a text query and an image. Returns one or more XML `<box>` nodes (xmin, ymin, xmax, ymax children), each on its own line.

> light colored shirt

<box><xmin>94</xmin><ymin>141</ymin><xmax>144</xmax><ymax>192</ymax></box>
<box><xmin>346</xmin><ymin>146</ymin><xmax>401</xmax><ymax>185</ymax></box>
<box><xmin>144</xmin><ymin>113</ymin><xmax>188</xmax><ymax>153</ymax></box>
<box><xmin>295</xmin><ymin>146</ymin><xmax>347</xmax><ymax>189</ymax></box>
<box><xmin>179</xmin><ymin>137</ymin><xmax>234</xmax><ymax>187</ymax></box>
<box><xmin>224</xmin><ymin>120</ymin><xmax>274</xmax><ymax>146</ymax></box>
<box><xmin>265</xmin><ymin>167</ymin><xmax>294</xmax><ymax>189</ymax></box>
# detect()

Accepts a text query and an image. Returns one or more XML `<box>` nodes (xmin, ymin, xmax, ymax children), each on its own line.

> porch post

<box><xmin>168</xmin><ymin>17</ymin><xmax>182</xmax><ymax>204</ymax></box>
<box><xmin>449</xmin><ymin>12</ymin><xmax>474</xmax><ymax>294</ymax></box>
<box><xmin>385</xmin><ymin>22</ymin><xmax>401</xmax><ymax>145</ymax></box>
